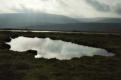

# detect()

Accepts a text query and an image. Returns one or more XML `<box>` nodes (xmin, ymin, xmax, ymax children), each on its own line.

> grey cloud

<box><xmin>86</xmin><ymin>0</ymin><xmax>111</xmax><ymax>12</ymax></box>
<box><xmin>115</xmin><ymin>4</ymin><xmax>121</xmax><ymax>14</ymax></box>
<box><xmin>0</xmin><ymin>0</ymin><xmax>121</xmax><ymax>18</ymax></box>
<box><xmin>13</xmin><ymin>4</ymin><xmax>34</xmax><ymax>13</ymax></box>
<box><xmin>56</xmin><ymin>0</ymin><xmax>69</xmax><ymax>7</ymax></box>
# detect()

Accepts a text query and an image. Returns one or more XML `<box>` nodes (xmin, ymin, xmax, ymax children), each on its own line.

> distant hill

<box><xmin>77</xmin><ymin>18</ymin><xmax>121</xmax><ymax>23</ymax></box>
<box><xmin>1</xmin><ymin>23</ymin><xmax>121</xmax><ymax>32</ymax></box>
<box><xmin>0</xmin><ymin>13</ymin><xmax>121</xmax><ymax>32</ymax></box>
<box><xmin>0</xmin><ymin>13</ymin><xmax>79</xmax><ymax>27</ymax></box>
<box><xmin>27</xmin><ymin>23</ymin><xmax>121</xmax><ymax>32</ymax></box>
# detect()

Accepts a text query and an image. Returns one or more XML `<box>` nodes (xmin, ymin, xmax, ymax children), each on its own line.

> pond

<box><xmin>6</xmin><ymin>36</ymin><xmax>114</xmax><ymax>60</ymax></box>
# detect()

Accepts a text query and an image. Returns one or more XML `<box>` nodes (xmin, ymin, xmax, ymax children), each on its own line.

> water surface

<box><xmin>7</xmin><ymin>36</ymin><xmax>114</xmax><ymax>60</ymax></box>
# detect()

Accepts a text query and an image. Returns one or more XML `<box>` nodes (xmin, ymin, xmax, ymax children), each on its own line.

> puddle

<box><xmin>6</xmin><ymin>36</ymin><xmax>114</xmax><ymax>60</ymax></box>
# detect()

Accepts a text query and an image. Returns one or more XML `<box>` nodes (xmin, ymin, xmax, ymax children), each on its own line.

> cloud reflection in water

<box><xmin>7</xmin><ymin>36</ymin><xmax>114</xmax><ymax>60</ymax></box>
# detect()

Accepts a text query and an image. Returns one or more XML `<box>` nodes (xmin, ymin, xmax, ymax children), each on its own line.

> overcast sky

<box><xmin>0</xmin><ymin>0</ymin><xmax>121</xmax><ymax>18</ymax></box>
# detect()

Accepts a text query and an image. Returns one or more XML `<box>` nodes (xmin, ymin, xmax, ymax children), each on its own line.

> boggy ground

<box><xmin>0</xmin><ymin>31</ymin><xmax>121</xmax><ymax>80</ymax></box>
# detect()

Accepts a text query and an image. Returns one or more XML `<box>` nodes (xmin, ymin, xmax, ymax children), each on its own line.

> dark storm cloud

<box><xmin>86</xmin><ymin>0</ymin><xmax>111</xmax><ymax>12</ymax></box>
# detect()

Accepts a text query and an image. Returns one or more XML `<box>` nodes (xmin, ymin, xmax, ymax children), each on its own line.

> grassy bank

<box><xmin>0</xmin><ymin>31</ymin><xmax>121</xmax><ymax>80</ymax></box>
